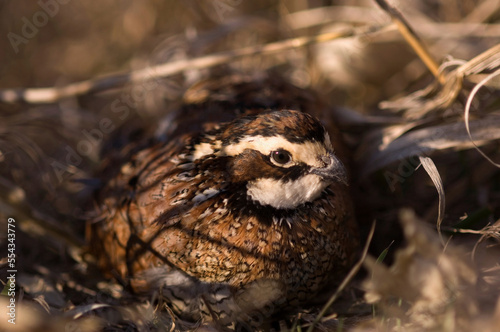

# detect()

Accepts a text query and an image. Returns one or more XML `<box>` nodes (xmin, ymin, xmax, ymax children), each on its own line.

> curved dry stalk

<box><xmin>0</xmin><ymin>23</ymin><xmax>390</xmax><ymax>105</ymax></box>
<box><xmin>464</xmin><ymin>68</ymin><xmax>500</xmax><ymax>168</ymax></box>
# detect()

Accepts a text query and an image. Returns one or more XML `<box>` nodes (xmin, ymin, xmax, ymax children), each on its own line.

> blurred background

<box><xmin>1</xmin><ymin>1</ymin><xmax>500</xmax><ymax>331</ymax></box>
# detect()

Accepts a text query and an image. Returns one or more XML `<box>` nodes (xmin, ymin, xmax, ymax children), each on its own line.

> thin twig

<box><xmin>373</xmin><ymin>0</ymin><xmax>445</xmax><ymax>84</ymax></box>
<box><xmin>442</xmin><ymin>226</ymin><xmax>500</xmax><ymax>235</ymax></box>
<box><xmin>383</xmin><ymin>0</ymin><xmax>500</xmax><ymax>94</ymax></box>
<box><xmin>0</xmin><ymin>24</ymin><xmax>391</xmax><ymax>105</ymax></box>
<box><xmin>305</xmin><ymin>221</ymin><xmax>376</xmax><ymax>332</ymax></box>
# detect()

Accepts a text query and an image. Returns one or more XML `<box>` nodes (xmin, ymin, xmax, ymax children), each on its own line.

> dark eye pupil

<box><xmin>271</xmin><ymin>150</ymin><xmax>291</xmax><ymax>164</ymax></box>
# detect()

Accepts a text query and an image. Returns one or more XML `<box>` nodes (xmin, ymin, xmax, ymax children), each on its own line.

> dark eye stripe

<box><xmin>249</xmin><ymin>150</ymin><xmax>308</xmax><ymax>181</ymax></box>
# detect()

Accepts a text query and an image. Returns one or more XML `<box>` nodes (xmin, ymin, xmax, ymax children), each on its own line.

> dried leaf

<box><xmin>18</xmin><ymin>274</ymin><xmax>66</xmax><ymax>308</ymax></box>
<box><xmin>363</xmin><ymin>209</ymin><xmax>479</xmax><ymax>331</ymax></box>
<box><xmin>0</xmin><ymin>297</ymin><xmax>100</xmax><ymax>332</ymax></box>
<box><xmin>359</xmin><ymin>113</ymin><xmax>500</xmax><ymax>176</ymax></box>
<box><xmin>419</xmin><ymin>156</ymin><xmax>445</xmax><ymax>242</ymax></box>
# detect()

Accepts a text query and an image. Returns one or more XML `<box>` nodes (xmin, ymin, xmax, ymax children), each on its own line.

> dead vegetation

<box><xmin>1</xmin><ymin>0</ymin><xmax>500</xmax><ymax>331</ymax></box>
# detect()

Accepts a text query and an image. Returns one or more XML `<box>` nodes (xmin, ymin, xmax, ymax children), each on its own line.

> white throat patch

<box><xmin>247</xmin><ymin>174</ymin><xmax>328</xmax><ymax>209</ymax></box>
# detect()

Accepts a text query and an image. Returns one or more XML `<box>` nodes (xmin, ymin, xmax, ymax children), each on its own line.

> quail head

<box><xmin>88</xmin><ymin>73</ymin><xmax>359</xmax><ymax>329</ymax></box>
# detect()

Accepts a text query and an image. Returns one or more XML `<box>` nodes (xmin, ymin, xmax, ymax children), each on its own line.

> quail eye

<box><xmin>270</xmin><ymin>149</ymin><xmax>292</xmax><ymax>165</ymax></box>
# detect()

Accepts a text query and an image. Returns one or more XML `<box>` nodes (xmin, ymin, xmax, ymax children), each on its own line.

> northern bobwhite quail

<box><xmin>87</xmin><ymin>73</ymin><xmax>359</xmax><ymax>329</ymax></box>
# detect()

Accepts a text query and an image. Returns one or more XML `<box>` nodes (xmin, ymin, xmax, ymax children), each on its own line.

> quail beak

<box><xmin>310</xmin><ymin>152</ymin><xmax>348</xmax><ymax>185</ymax></box>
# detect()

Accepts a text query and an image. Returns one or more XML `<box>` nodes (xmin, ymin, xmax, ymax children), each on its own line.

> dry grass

<box><xmin>1</xmin><ymin>0</ymin><xmax>500</xmax><ymax>331</ymax></box>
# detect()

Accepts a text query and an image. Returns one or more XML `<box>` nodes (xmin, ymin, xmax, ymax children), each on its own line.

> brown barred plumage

<box><xmin>87</xmin><ymin>73</ymin><xmax>359</xmax><ymax>329</ymax></box>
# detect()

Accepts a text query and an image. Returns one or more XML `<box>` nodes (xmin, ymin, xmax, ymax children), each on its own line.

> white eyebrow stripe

<box><xmin>219</xmin><ymin>135</ymin><xmax>328</xmax><ymax>167</ymax></box>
